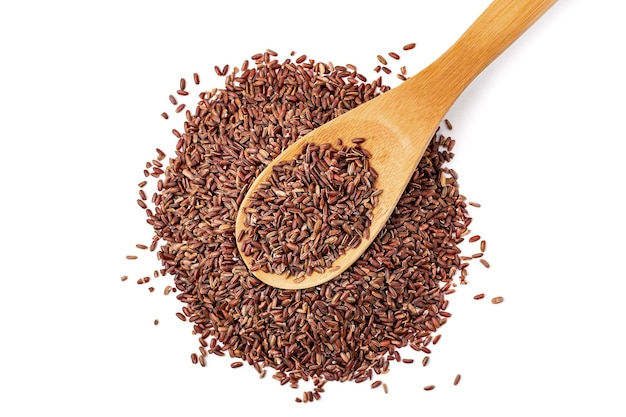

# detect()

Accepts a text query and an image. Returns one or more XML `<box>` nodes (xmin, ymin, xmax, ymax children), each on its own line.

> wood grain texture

<box><xmin>235</xmin><ymin>0</ymin><xmax>557</xmax><ymax>289</ymax></box>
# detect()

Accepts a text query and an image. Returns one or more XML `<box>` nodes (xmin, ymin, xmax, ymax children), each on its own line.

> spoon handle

<box><xmin>368</xmin><ymin>0</ymin><xmax>557</xmax><ymax>140</ymax></box>
<box><xmin>356</xmin><ymin>0</ymin><xmax>557</xmax><ymax>149</ymax></box>
<box><xmin>421</xmin><ymin>0</ymin><xmax>558</xmax><ymax>111</ymax></box>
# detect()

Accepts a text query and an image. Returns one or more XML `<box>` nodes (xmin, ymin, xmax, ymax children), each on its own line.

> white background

<box><xmin>1</xmin><ymin>1</ymin><xmax>625</xmax><ymax>416</ymax></box>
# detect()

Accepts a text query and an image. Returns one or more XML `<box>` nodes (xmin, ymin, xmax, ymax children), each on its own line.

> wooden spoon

<box><xmin>235</xmin><ymin>0</ymin><xmax>557</xmax><ymax>289</ymax></box>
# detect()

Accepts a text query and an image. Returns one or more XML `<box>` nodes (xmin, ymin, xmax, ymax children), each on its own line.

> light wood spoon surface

<box><xmin>235</xmin><ymin>0</ymin><xmax>557</xmax><ymax>289</ymax></box>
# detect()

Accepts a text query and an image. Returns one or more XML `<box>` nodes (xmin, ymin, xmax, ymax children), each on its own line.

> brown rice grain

<box><xmin>129</xmin><ymin>50</ymin><xmax>482</xmax><ymax>401</ymax></box>
<box><xmin>238</xmin><ymin>141</ymin><xmax>380</xmax><ymax>277</ymax></box>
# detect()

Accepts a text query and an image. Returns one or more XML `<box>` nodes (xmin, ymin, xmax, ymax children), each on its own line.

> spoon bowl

<box><xmin>236</xmin><ymin>0</ymin><xmax>557</xmax><ymax>289</ymax></box>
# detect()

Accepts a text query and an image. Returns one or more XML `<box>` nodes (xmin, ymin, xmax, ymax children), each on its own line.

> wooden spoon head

<box><xmin>235</xmin><ymin>112</ymin><xmax>433</xmax><ymax>290</ymax></box>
